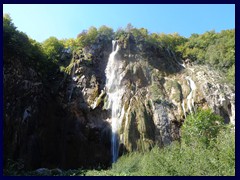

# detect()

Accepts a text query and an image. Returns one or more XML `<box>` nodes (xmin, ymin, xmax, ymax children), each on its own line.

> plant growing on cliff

<box><xmin>181</xmin><ymin>108</ymin><xmax>225</xmax><ymax>147</ymax></box>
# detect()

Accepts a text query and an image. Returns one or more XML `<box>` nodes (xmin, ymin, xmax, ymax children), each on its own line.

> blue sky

<box><xmin>3</xmin><ymin>4</ymin><xmax>235</xmax><ymax>43</ymax></box>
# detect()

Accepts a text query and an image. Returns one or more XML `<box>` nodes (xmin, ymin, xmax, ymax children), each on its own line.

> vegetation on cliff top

<box><xmin>4</xmin><ymin>14</ymin><xmax>235</xmax><ymax>84</ymax></box>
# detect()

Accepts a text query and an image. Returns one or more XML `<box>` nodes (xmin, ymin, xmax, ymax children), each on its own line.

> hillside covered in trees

<box><xmin>3</xmin><ymin>14</ymin><xmax>235</xmax><ymax>176</ymax></box>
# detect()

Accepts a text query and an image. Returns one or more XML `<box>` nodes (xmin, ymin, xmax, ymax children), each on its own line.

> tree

<box><xmin>62</xmin><ymin>38</ymin><xmax>78</xmax><ymax>51</ymax></box>
<box><xmin>3</xmin><ymin>14</ymin><xmax>55</xmax><ymax>78</ymax></box>
<box><xmin>76</xmin><ymin>26</ymin><xmax>99</xmax><ymax>48</ymax></box>
<box><xmin>125</xmin><ymin>23</ymin><xmax>134</xmax><ymax>32</ymax></box>
<box><xmin>181</xmin><ymin>108</ymin><xmax>225</xmax><ymax>147</ymax></box>
<box><xmin>98</xmin><ymin>25</ymin><xmax>114</xmax><ymax>41</ymax></box>
<box><xmin>42</xmin><ymin>36</ymin><xmax>65</xmax><ymax>64</ymax></box>
<box><xmin>3</xmin><ymin>13</ymin><xmax>17</xmax><ymax>60</ymax></box>
<box><xmin>85</xmin><ymin>26</ymin><xmax>98</xmax><ymax>45</ymax></box>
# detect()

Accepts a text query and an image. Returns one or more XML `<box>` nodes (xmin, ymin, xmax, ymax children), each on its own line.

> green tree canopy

<box><xmin>42</xmin><ymin>36</ymin><xmax>65</xmax><ymax>64</ymax></box>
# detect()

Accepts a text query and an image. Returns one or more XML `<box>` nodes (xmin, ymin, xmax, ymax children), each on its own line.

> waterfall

<box><xmin>186</xmin><ymin>76</ymin><xmax>196</xmax><ymax>113</ymax></box>
<box><xmin>68</xmin><ymin>63</ymin><xmax>76</xmax><ymax>102</ymax></box>
<box><xmin>181</xmin><ymin>101</ymin><xmax>187</xmax><ymax>118</ymax></box>
<box><xmin>105</xmin><ymin>40</ymin><xmax>125</xmax><ymax>163</ymax></box>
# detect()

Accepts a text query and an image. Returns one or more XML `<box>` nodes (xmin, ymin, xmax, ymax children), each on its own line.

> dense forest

<box><xmin>3</xmin><ymin>14</ymin><xmax>235</xmax><ymax>176</ymax></box>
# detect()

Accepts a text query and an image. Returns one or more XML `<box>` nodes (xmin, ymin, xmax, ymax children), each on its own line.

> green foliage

<box><xmin>3</xmin><ymin>14</ymin><xmax>16</xmax><ymax>58</ymax></box>
<box><xmin>210</xmin><ymin>126</ymin><xmax>235</xmax><ymax>175</ymax></box>
<box><xmin>42</xmin><ymin>36</ymin><xmax>65</xmax><ymax>64</ymax></box>
<box><xmin>64</xmin><ymin>60</ymin><xmax>75</xmax><ymax>75</ymax></box>
<box><xmin>98</xmin><ymin>25</ymin><xmax>114</xmax><ymax>41</ymax></box>
<box><xmin>227</xmin><ymin>64</ymin><xmax>235</xmax><ymax>84</ymax></box>
<box><xmin>176</xmin><ymin>29</ymin><xmax>235</xmax><ymax>84</ymax></box>
<box><xmin>4</xmin><ymin>13</ymin><xmax>35</xmax><ymax>62</ymax></box>
<box><xmin>59</xmin><ymin>65</ymin><xmax>66</xmax><ymax>73</ymax></box>
<box><xmin>3</xmin><ymin>14</ymin><xmax>73</xmax><ymax>83</ymax></box>
<box><xmin>84</xmin><ymin>126</ymin><xmax>234</xmax><ymax>176</ymax></box>
<box><xmin>114</xmin><ymin>27</ymin><xmax>129</xmax><ymax>48</ymax></box>
<box><xmin>75</xmin><ymin>25</ymin><xmax>114</xmax><ymax>49</ymax></box>
<box><xmin>3</xmin><ymin>14</ymin><xmax>54</xmax><ymax>78</ymax></box>
<box><xmin>85</xmin><ymin>26</ymin><xmax>98</xmax><ymax>44</ymax></box>
<box><xmin>112</xmin><ymin>152</ymin><xmax>142</xmax><ymax>174</ymax></box>
<box><xmin>61</xmin><ymin>38</ymin><xmax>78</xmax><ymax>51</ymax></box>
<box><xmin>181</xmin><ymin>108</ymin><xmax>225</xmax><ymax>146</ymax></box>
<box><xmin>157</xmin><ymin>32</ymin><xmax>187</xmax><ymax>52</ymax></box>
<box><xmin>205</xmin><ymin>30</ymin><xmax>235</xmax><ymax>69</ymax></box>
<box><xmin>178</xmin><ymin>30</ymin><xmax>218</xmax><ymax>61</ymax></box>
<box><xmin>114</xmin><ymin>27</ymin><xmax>126</xmax><ymax>39</ymax></box>
<box><xmin>41</xmin><ymin>36</ymin><xmax>72</xmax><ymax>76</ymax></box>
<box><xmin>81</xmin><ymin>110</ymin><xmax>234</xmax><ymax>176</ymax></box>
<box><xmin>77</xmin><ymin>26</ymin><xmax>98</xmax><ymax>48</ymax></box>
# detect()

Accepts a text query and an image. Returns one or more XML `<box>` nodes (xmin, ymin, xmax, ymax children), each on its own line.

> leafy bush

<box><xmin>181</xmin><ymin>108</ymin><xmax>225</xmax><ymax>146</ymax></box>
<box><xmin>210</xmin><ymin>126</ymin><xmax>235</xmax><ymax>175</ymax></box>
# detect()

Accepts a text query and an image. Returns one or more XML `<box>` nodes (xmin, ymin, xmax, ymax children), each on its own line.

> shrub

<box><xmin>181</xmin><ymin>108</ymin><xmax>225</xmax><ymax>147</ymax></box>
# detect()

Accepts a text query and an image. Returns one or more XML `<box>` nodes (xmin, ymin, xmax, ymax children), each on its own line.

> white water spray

<box><xmin>105</xmin><ymin>40</ymin><xmax>125</xmax><ymax>163</ymax></box>
<box><xmin>186</xmin><ymin>76</ymin><xmax>196</xmax><ymax>113</ymax></box>
<box><xmin>181</xmin><ymin>101</ymin><xmax>187</xmax><ymax>118</ymax></box>
<box><xmin>69</xmin><ymin>63</ymin><xmax>76</xmax><ymax>101</ymax></box>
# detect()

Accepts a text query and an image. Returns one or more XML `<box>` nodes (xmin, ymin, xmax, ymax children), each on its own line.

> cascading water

<box><xmin>186</xmin><ymin>76</ymin><xmax>196</xmax><ymax>113</ymax></box>
<box><xmin>105</xmin><ymin>40</ymin><xmax>125</xmax><ymax>163</ymax></box>
<box><xmin>181</xmin><ymin>76</ymin><xmax>196</xmax><ymax>118</ymax></box>
<box><xmin>68</xmin><ymin>63</ymin><xmax>76</xmax><ymax>102</ymax></box>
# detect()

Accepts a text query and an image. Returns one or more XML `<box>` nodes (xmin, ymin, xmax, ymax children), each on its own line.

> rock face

<box><xmin>4</xmin><ymin>56</ymin><xmax>46</xmax><ymax>169</ymax></box>
<box><xmin>90</xmin><ymin>36</ymin><xmax>234</xmax><ymax>153</ymax></box>
<box><xmin>3</xmin><ymin>41</ymin><xmax>113</xmax><ymax>170</ymax></box>
<box><xmin>4</xmin><ymin>36</ymin><xmax>235</xmax><ymax>170</ymax></box>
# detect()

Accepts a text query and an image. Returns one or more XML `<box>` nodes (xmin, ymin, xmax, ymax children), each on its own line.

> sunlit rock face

<box><xmin>4</xmin><ymin>35</ymin><xmax>235</xmax><ymax>169</ymax></box>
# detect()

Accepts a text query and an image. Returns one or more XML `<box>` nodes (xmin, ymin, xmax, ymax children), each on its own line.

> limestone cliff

<box><xmin>67</xmin><ymin>35</ymin><xmax>234</xmax><ymax>154</ymax></box>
